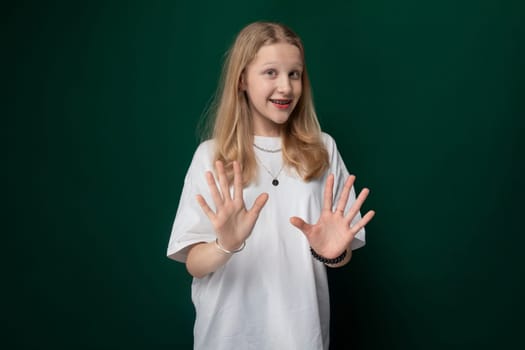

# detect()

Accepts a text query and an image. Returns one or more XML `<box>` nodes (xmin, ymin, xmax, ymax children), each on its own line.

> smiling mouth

<box><xmin>270</xmin><ymin>99</ymin><xmax>292</xmax><ymax>108</ymax></box>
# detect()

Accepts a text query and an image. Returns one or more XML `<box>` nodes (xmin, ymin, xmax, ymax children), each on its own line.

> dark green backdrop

<box><xmin>6</xmin><ymin>0</ymin><xmax>524</xmax><ymax>349</ymax></box>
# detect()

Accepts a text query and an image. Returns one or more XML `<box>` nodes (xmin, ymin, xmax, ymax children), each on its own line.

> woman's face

<box><xmin>241</xmin><ymin>43</ymin><xmax>303</xmax><ymax>137</ymax></box>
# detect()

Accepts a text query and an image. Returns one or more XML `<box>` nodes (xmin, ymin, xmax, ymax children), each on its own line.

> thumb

<box><xmin>290</xmin><ymin>217</ymin><xmax>312</xmax><ymax>237</ymax></box>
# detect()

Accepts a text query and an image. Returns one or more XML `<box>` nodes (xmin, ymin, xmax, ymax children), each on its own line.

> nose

<box><xmin>277</xmin><ymin>76</ymin><xmax>292</xmax><ymax>94</ymax></box>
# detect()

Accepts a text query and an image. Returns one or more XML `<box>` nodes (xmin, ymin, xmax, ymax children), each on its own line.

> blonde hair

<box><xmin>205</xmin><ymin>21</ymin><xmax>329</xmax><ymax>184</ymax></box>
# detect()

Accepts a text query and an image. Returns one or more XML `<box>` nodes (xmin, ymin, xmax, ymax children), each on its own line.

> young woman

<box><xmin>167</xmin><ymin>21</ymin><xmax>375</xmax><ymax>350</ymax></box>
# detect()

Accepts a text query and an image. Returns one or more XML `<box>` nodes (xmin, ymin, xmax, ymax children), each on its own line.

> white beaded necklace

<box><xmin>253</xmin><ymin>143</ymin><xmax>282</xmax><ymax>153</ymax></box>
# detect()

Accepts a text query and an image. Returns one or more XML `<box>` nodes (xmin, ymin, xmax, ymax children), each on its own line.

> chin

<box><xmin>272</xmin><ymin>110</ymin><xmax>295</xmax><ymax>124</ymax></box>
<box><xmin>271</xmin><ymin>116</ymin><xmax>291</xmax><ymax>125</ymax></box>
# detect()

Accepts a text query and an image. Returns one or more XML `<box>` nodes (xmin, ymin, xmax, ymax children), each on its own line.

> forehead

<box><xmin>250</xmin><ymin>43</ymin><xmax>303</xmax><ymax>67</ymax></box>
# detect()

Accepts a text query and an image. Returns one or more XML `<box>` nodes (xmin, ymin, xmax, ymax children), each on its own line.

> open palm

<box><xmin>290</xmin><ymin>174</ymin><xmax>375</xmax><ymax>259</ymax></box>
<box><xmin>196</xmin><ymin>160</ymin><xmax>268</xmax><ymax>251</ymax></box>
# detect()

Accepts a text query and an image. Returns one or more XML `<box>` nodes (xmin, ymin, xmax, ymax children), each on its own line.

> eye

<box><xmin>289</xmin><ymin>70</ymin><xmax>302</xmax><ymax>80</ymax></box>
<box><xmin>264</xmin><ymin>69</ymin><xmax>277</xmax><ymax>77</ymax></box>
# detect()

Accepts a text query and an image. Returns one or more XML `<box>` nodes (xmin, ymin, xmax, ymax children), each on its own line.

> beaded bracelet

<box><xmin>215</xmin><ymin>238</ymin><xmax>246</xmax><ymax>254</ymax></box>
<box><xmin>310</xmin><ymin>247</ymin><xmax>347</xmax><ymax>265</ymax></box>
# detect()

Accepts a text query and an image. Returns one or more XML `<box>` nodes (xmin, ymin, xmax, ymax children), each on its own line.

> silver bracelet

<box><xmin>215</xmin><ymin>238</ymin><xmax>246</xmax><ymax>254</ymax></box>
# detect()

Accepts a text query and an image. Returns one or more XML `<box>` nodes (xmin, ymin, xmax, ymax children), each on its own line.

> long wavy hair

<box><xmin>204</xmin><ymin>21</ymin><xmax>329</xmax><ymax>185</ymax></box>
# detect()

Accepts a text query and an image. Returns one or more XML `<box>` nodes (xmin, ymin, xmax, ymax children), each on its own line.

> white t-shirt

<box><xmin>167</xmin><ymin>132</ymin><xmax>365</xmax><ymax>350</ymax></box>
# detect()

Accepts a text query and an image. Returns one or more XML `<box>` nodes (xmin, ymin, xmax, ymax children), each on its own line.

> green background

<box><xmin>6</xmin><ymin>0</ymin><xmax>524</xmax><ymax>348</ymax></box>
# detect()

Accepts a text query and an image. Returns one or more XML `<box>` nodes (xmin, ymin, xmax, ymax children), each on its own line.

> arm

<box><xmin>185</xmin><ymin>241</ymin><xmax>240</xmax><ymax>278</ymax></box>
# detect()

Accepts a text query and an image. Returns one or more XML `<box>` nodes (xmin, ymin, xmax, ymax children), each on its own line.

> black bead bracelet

<box><xmin>310</xmin><ymin>247</ymin><xmax>347</xmax><ymax>265</ymax></box>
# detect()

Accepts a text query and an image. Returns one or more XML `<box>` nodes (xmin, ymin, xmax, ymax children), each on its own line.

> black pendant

<box><xmin>272</xmin><ymin>179</ymin><xmax>279</xmax><ymax>186</ymax></box>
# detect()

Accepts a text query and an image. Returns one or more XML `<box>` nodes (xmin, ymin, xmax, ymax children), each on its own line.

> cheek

<box><xmin>250</xmin><ymin>83</ymin><xmax>270</xmax><ymax>98</ymax></box>
<box><xmin>294</xmin><ymin>82</ymin><xmax>303</xmax><ymax>98</ymax></box>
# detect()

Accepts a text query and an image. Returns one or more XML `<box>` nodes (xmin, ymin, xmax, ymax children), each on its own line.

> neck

<box><xmin>252</xmin><ymin>123</ymin><xmax>282</xmax><ymax>137</ymax></box>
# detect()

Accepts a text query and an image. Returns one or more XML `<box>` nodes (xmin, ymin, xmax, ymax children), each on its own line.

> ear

<box><xmin>239</xmin><ymin>71</ymin><xmax>246</xmax><ymax>91</ymax></box>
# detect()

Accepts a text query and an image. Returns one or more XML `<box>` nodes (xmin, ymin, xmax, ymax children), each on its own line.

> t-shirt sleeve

<box><xmin>166</xmin><ymin>141</ymin><xmax>217</xmax><ymax>262</ymax></box>
<box><xmin>322</xmin><ymin>133</ymin><xmax>366</xmax><ymax>250</ymax></box>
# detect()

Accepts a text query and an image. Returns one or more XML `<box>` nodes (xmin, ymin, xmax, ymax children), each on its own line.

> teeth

<box><xmin>271</xmin><ymin>99</ymin><xmax>291</xmax><ymax>105</ymax></box>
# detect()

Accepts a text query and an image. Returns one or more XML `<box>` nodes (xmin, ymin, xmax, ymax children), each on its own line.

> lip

<box><xmin>270</xmin><ymin>99</ymin><xmax>292</xmax><ymax>109</ymax></box>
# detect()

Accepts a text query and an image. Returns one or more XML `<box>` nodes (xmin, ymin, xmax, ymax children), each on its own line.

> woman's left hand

<box><xmin>290</xmin><ymin>174</ymin><xmax>375</xmax><ymax>260</ymax></box>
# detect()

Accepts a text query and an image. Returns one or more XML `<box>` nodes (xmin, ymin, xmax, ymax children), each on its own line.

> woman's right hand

<box><xmin>196</xmin><ymin>160</ymin><xmax>269</xmax><ymax>251</ymax></box>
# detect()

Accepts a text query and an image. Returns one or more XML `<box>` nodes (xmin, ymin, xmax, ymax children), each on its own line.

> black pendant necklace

<box><xmin>255</xmin><ymin>154</ymin><xmax>283</xmax><ymax>186</ymax></box>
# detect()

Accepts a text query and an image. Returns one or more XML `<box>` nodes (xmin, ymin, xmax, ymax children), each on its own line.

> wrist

<box><xmin>215</xmin><ymin>238</ymin><xmax>246</xmax><ymax>254</ymax></box>
<box><xmin>310</xmin><ymin>247</ymin><xmax>347</xmax><ymax>265</ymax></box>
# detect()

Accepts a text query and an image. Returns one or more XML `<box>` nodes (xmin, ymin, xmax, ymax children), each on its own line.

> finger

<box><xmin>322</xmin><ymin>174</ymin><xmax>335</xmax><ymax>212</ymax></box>
<box><xmin>232</xmin><ymin>161</ymin><xmax>243</xmax><ymax>201</ymax></box>
<box><xmin>335</xmin><ymin>175</ymin><xmax>356</xmax><ymax>214</ymax></box>
<box><xmin>215</xmin><ymin>160</ymin><xmax>232</xmax><ymax>201</ymax></box>
<box><xmin>350</xmin><ymin>210</ymin><xmax>376</xmax><ymax>235</ymax></box>
<box><xmin>289</xmin><ymin>216</ymin><xmax>313</xmax><ymax>237</ymax></box>
<box><xmin>205</xmin><ymin>170</ymin><xmax>224</xmax><ymax>207</ymax></box>
<box><xmin>248</xmin><ymin>192</ymin><xmax>269</xmax><ymax>217</ymax></box>
<box><xmin>196</xmin><ymin>194</ymin><xmax>216</xmax><ymax>219</ymax></box>
<box><xmin>345</xmin><ymin>188</ymin><xmax>370</xmax><ymax>224</ymax></box>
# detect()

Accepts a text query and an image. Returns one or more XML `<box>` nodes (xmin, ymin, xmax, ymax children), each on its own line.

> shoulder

<box><xmin>320</xmin><ymin>132</ymin><xmax>336</xmax><ymax>146</ymax></box>
<box><xmin>320</xmin><ymin>132</ymin><xmax>339</xmax><ymax>156</ymax></box>
<box><xmin>187</xmin><ymin>139</ymin><xmax>216</xmax><ymax>173</ymax></box>
<box><xmin>194</xmin><ymin>139</ymin><xmax>216</xmax><ymax>157</ymax></box>
<box><xmin>320</xmin><ymin>132</ymin><xmax>349</xmax><ymax>172</ymax></box>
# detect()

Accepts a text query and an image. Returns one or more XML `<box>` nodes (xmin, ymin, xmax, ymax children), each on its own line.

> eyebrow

<box><xmin>260</xmin><ymin>62</ymin><xmax>303</xmax><ymax>68</ymax></box>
